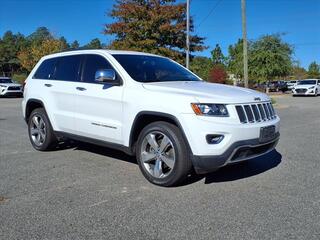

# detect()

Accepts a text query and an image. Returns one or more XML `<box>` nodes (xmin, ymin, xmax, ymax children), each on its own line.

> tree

<box><xmin>307</xmin><ymin>61</ymin><xmax>320</xmax><ymax>78</ymax></box>
<box><xmin>208</xmin><ymin>64</ymin><xmax>227</xmax><ymax>84</ymax></box>
<box><xmin>18</xmin><ymin>39</ymin><xmax>62</xmax><ymax>71</ymax></box>
<box><xmin>27</xmin><ymin>27</ymin><xmax>53</xmax><ymax>45</ymax></box>
<box><xmin>0</xmin><ymin>31</ymin><xmax>27</xmax><ymax>75</ymax></box>
<box><xmin>70</xmin><ymin>40</ymin><xmax>80</xmax><ymax>49</ymax></box>
<box><xmin>211</xmin><ymin>44</ymin><xmax>225</xmax><ymax>65</ymax></box>
<box><xmin>84</xmin><ymin>38</ymin><xmax>102</xmax><ymax>49</ymax></box>
<box><xmin>227</xmin><ymin>39</ymin><xmax>246</xmax><ymax>80</ymax></box>
<box><xmin>250</xmin><ymin>34</ymin><xmax>293</xmax><ymax>81</ymax></box>
<box><xmin>104</xmin><ymin>0</ymin><xmax>206</xmax><ymax>64</ymax></box>
<box><xmin>59</xmin><ymin>37</ymin><xmax>70</xmax><ymax>50</ymax></box>
<box><xmin>190</xmin><ymin>56</ymin><xmax>212</xmax><ymax>80</ymax></box>
<box><xmin>227</xmin><ymin>34</ymin><xmax>293</xmax><ymax>83</ymax></box>
<box><xmin>290</xmin><ymin>63</ymin><xmax>307</xmax><ymax>80</ymax></box>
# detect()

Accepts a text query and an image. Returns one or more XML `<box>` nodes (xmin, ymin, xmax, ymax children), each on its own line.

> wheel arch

<box><xmin>129</xmin><ymin>111</ymin><xmax>192</xmax><ymax>155</ymax></box>
<box><xmin>25</xmin><ymin>99</ymin><xmax>46</xmax><ymax>123</ymax></box>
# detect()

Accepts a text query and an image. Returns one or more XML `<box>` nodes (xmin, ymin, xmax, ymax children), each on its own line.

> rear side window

<box><xmin>82</xmin><ymin>55</ymin><xmax>114</xmax><ymax>83</ymax></box>
<box><xmin>33</xmin><ymin>58</ymin><xmax>57</xmax><ymax>79</ymax></box>
<box><xmin>54</xmin><ymin>55</ymin><xmax>82</xmax><ymax>81</ymax></box>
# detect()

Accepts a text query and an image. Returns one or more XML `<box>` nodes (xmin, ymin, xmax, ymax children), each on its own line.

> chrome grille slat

<box><xmin>235</xmin><ymin>102</ymin><xmax>276</xmax><ymax>124</ymax></box>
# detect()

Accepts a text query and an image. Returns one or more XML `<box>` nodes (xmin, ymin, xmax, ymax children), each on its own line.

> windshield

<box><xmin>298</xmin><ymin>80</ymin><xmax>317</xmax><ymax>85</ymax></box>
<box><xmin>112</xmin><ymin>54</ymin><xmax>200</xmax><ymax>83</ymax></box>
<box><xmin>0</xmin><ymin>78</ymin><xmax>12</xmax><ymax>83</ymax></box>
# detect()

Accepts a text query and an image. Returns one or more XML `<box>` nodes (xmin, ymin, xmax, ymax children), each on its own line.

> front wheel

<box><xmin>136</xmin><ymin>121</ymin><xmax>192</xmax><ymax>187</ymax></box>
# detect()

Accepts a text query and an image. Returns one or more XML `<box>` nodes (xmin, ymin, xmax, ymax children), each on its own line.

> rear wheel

<box><xmin>28</xmin><ymin>108</ymin><xmax>57</xmax><ymax>151</ymax></box>
<box><xmin>136</xmin><ymin>121</ymin><xmax>192</xmax><ymax>187</ymax></box>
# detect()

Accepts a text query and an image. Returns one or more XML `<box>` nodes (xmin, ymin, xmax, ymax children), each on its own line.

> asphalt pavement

<box><xmin>0</xmin><ymin>95</ymin><xmax>319</xmax><ymax>240</ymax></box>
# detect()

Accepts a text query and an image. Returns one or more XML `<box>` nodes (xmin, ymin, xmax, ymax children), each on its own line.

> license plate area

<box><xmin>259</xmin><ymin>125</ymin><xmax>276</xmax><ymax>143</ymax></box>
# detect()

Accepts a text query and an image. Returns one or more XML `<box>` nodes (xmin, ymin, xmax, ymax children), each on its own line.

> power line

<box><xmin>197</xmin><ymin>0</ymin><xmax>224</xmax><ymax>28</ymax></box>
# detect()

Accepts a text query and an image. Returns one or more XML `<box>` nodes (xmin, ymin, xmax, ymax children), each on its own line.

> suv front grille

<box><xmin>235</xmin><ymin>102</ymin><xmax>276</xmax><ymax>123</ymax></box>
<box><xmin>8</xmin><ymin>86</ymin><xmax>20</xmax><ymax>90</ymax></box>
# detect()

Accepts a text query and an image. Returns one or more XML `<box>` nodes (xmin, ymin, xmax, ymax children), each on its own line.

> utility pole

<box><xmin>186</xmin><ymin>0</ymin><xmax>190</xmax><ymax>69</ymax></box>
<box><xmin>241</xmin><ymin>0</ymin><xmax>248</xmax><ymax>88</ymax></box>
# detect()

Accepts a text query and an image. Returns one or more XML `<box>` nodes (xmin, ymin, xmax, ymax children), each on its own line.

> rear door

<box><xmin>46</xmin><ymin>55</ymin><xmax>82</xmax><ymax>133</ymax></box>
<box><xmin>73</xmin><ymin>54</ymin><xmax>124</xmax><ymax>144</ymax></box>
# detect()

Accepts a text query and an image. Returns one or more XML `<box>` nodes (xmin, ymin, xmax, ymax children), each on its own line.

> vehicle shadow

<box><xmin>59</xmin><ymin>141</ymin><xmax>281</xmax><ymax>186</ymax></box>
<box><xmin>203</xmin><ymin>150</ymin><xmax>282</xmax><ymax>184</ymax></box>
<box><xmin>72</xmin><ymin>141</ymin><xmax>137</xmax><ymax>165</ymax></box>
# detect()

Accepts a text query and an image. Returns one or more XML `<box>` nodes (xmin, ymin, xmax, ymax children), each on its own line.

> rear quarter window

<box><xmin>33</xmin><ymin>58</ymin><xmax>57</xmax><ymax>80</ymax></box>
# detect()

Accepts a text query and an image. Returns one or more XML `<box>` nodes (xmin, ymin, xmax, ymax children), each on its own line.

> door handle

<box><xmin>44</xmin><ymin>83</ymin><xmax>52</xmax><ymax>87</ymax></box>
<box><xmin>76</xmin><ymin>87</ymin><xmax>87</xmax><ymax>91</ymax></box>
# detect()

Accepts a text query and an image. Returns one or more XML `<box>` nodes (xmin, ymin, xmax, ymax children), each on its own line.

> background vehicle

<box><xmin>0</xmin><ymin>77</ymin><xmax>23</xmax><ymax>97</ymax></box>
<box><xmin>22</xmin><ymin>50</ymin><xmax>280</xmax><ymax>187</ymax></box>
<box><xmin>267</xmin><ymin>81</ymin><xmax>288</xmax><ymax>92</ymax></box>
<box><xmin>287</xmin><ymin>80</ymin><xmax>298</xmax><ymax>90</ymax></box>
<box><xmin>292</xmin><ymin>79</ymin><xmax>320</xmax><ymax>96</ymax></box>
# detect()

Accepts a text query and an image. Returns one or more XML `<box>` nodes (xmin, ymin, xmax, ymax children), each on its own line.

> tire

<box><xmin>136</xmin><ymin>121</ymin><xmax>192</xmax><ymax>187</ymax></box>
<box><xmin>28</xmin><ymin>108</ymin><xmax>57</xmax><ymax>151</ymax></box>
<box><xmin>315</xmin><ymin>90</ymin><xmax>318</xmax><ymax>97</ymax></box>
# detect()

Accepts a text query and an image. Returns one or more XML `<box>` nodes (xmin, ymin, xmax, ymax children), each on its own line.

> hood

<box><xmin>294</xmin><ymin>84</ymin><xmax>316</xmax><ymax>89</ymax></box>
<box><xmin>142</xmin><ymin>81</ymin><xmax>270</xmax><ymax>104</ymax></box>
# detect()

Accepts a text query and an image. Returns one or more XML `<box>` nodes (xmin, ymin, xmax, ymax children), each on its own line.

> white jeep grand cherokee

<box><xmin>22</xmin><ymin>50</ymin><xmax>280</xmax><ymax>186</ymax></box>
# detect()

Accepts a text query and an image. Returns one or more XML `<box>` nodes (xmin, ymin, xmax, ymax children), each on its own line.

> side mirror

<box><xmin>95</xmin><ymin>69</ymin><xmax>116</xmax><ymax>83</ymax></box>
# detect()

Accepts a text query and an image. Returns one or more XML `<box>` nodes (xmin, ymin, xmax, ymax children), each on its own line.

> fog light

<box><xmin>206</xmin><ymin>134</ymin><xmax>224</xmax><ymax>144</ymax></box>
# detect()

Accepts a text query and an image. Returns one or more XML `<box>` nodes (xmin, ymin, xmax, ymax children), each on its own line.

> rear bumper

<box><xmin>191</xmin><ymin>132</ymin><xmax>280</xmax><ymax>174</ymax></box>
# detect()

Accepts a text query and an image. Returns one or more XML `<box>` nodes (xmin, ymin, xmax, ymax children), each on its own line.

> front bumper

<box><xmin>0</xmin><ymin>89</ymin><xmax>23</xmax><ymax>96</ymax></box>
<box><xmin>179</xmin><ymin>111</ymin><xmax>280</xmax><ymax>174</ymax></box>
<box><xmin>292</xmin><ymin>89</ymin><xmax>316</xmax><ymax>95</ymax></box>
<box><xmin>191</xmin><ymin>133</ymin><xmax>280</xmax><ymax>174</ymax></box>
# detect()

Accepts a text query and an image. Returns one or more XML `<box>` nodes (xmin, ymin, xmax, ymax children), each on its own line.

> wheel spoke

<box><xmin>39</xmin><ymin>119</ymin><xmax>45</xmax><ymax>129</ymax></box>
<box><xmin>153</xmin><ymin>160</ymin><xmax>163</xmax><ymax>178</ymax></box>
<box><xmin>36</xmin><ymin>133</ymin><xmax>41</xmax><ymax>143</ymax></box>
<box><xmin>30</xmin><ymin>128</ymin><xmax>39</xmax><ymax>136</ymax></box>
<box><xmin>146</xmin><ymin>133</ymin><xmax>159</xmax><ymax>150</ymax></box>
<box><xmin>159</xmin><ymin>135</ymin><xmax>170</xmax><ymax>153</ymax></box>
<box><xmin>160</xmin><ymin>154</ymin><xmax>174</xmax><ymax>169</ymax></box>
<box><xmin>39</xmin><ymin>130</ymin><xmax>46</xmax><ymax>141</ymax></box>
<box><xmin>32</xmin><ymin>116</ymin><xmax>40</xmax><ymax>128</ymax></box>
<box><xmin>141</xmin><ymin>151</ymin><xmax>156</xmax><ymax>163</ymax></box>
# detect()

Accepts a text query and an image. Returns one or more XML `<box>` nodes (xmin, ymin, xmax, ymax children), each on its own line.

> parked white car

<box><xmin>0</xmin><ymin>77</ymin><xmax>23</xmax><ymax>97</ymax></box>
<box><xmin>22</xmin><ymin>50</ymin><xmax>280</xmax><ymax>186</ymax></box>
<box><xmin>292</xmin><ymin>79</ymin><xmax>320</xmax><ymax>96</ymax></box>
<box><xmin>286</xmin><ymin>80</ymin><xmax>298</xmax><ymax>90</ymax></box>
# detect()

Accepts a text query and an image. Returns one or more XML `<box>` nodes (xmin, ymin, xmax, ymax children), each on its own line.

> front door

<box><xmin>73</xmin><ymin>54</ymin><xmax>124</xmax><ymax>144</ymax></box>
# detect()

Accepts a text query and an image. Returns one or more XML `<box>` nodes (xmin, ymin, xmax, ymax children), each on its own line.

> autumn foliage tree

<box><xmin>208</xmin><ymin>64</ymin><xmax>227</xmax><ymax>84</ymax></box>
<box><xmin>104</xmin><ymin>0</ymin><xmax>206</xmax><ymax>63</ymax></box>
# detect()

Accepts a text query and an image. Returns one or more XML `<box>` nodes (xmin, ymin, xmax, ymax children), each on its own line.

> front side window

<box><xmin>33</xmin><ymin>58</ymin><xmax>57</xmax><ymax>80</ymax></box>
<box><xmin>82</xmin><ymin>55</ymin><xmax>114</xmax><ymax>83</ymax></box>
<box><xmin>54</xmin><ymin>55</ymin><xmax>82</xmax><ymax>81</ymax></box>
<box><xmin>112</xmin><ymin>54</ymin><xmax>200</xmax><ymax>83</ymax></box>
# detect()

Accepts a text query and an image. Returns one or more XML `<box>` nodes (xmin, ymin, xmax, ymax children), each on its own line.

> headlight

<box><xmin>191</xmin><ymin>103</ymin><xmax>229</xmax><ymax>116</ymax></box>
<box><xmin>309</xmin><ymin>86</ymin><xmax>315</xmax><ymax>89</ymax></box>
<box><xmin>0</xmin><ymin>85</ymin><xmax>6</xmax><ymax>88</ymax></box>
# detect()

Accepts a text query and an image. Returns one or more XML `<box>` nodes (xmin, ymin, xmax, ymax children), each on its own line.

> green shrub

<box><xmin>12</xmin><ymin>73</ymin><xmax>28</xmax><ymax>84</ymax></box>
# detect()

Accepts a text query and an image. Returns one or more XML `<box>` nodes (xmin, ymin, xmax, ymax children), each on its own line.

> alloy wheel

<box><xmin>30</xmin><ymin>115</ymin><xmax>46</xmax><ymax>146</ymax></box>
<box><xmin>140</xmin><ymin>131</ymin><xmax>176</xmax><ymax>178</ymax></box>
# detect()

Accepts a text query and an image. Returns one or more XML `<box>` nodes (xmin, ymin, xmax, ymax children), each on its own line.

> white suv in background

<box><xmin>292</xmin><ymin>79</ymin><xmax>320</xmax><ymax>96</ymax></box>
<box><xmin>22</xmin><ymin>50</ymin><xmax>280</xmax><ymax>186</ymax></box>
<box><xmin>0</xmin><ymin>77</ymin><xmax>23</xmax><ymax>97</ymax></box>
